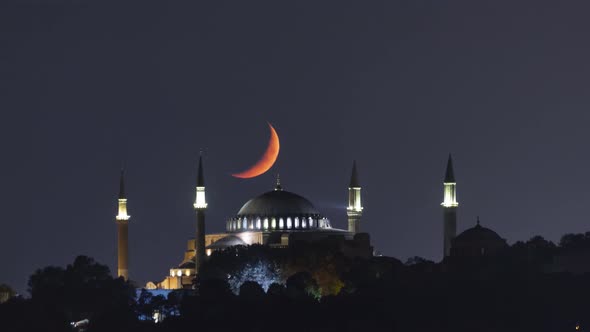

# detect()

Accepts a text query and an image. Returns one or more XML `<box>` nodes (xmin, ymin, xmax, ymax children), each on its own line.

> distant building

<box><xmin>440</xmin><ymin>156</ymin><xmax>508</xmax><ymax>259</ymax></box>
<box><xmin>450</xmin><ymin>217</ymin><xmax>508</xmax><ymax>257</ymax></box>
<box><xmin>0</xmin><ymin>284</ymin><xmax>15</xmax><ymax>303</ymax></box>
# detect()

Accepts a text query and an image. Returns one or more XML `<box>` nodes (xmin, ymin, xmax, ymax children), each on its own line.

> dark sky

<box><xmin>3</xmin><ymin>0</ymin><xmax>589</xmax><ymax>293</ymax></box>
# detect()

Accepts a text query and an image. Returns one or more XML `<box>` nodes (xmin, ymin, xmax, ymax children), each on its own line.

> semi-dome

<box><xmin>237</xmin><ymin>189</ymin><xmax>321</xmax><ymax>217</ymax></box>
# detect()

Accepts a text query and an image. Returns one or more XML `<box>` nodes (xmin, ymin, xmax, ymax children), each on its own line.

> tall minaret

<box><xmin>441</xmin><ymin>154</ymin><xmax>458</xmax><ymax>258</ymax></box>
<box><xmin>193</xmin><ymin>155</ymin><xmax>207</xmax><ymax>274</ymax></box>
<box><xmin>115</xmin><ymin>169</ymin><xmax>130</xmax><ymax>280</ymax></box>
<box><xmin>347</xmin><ymin>161</ymin><xmax>363</xmax><ymax>233</ymax></box>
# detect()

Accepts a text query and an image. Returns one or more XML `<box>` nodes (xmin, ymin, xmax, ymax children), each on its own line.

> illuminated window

<box><xmin>279</xmin><ymin>218</ymin><xmax>284</xmax><ymax>229</ymax></box>
<box><xmin>249</xmin><ymin>219</ymin><xmax>254</xmax><ymax>230</ymax></box>
<box><xmin>309</xmin><ymin>218</ymin><xmax>314</xmax><ymax>228</ymax></box>
<box><xmin>286</xmin><ymin>217</ymin><xmax>292</xmax><ymax>229</ymax></box>
<box><xmin>263</xmin><ymin>218</ymin><xmax>269</xmax><ymax>230</ymax></box>
<box><xmin>176</xmin><ymin>270</ymin><xmax>182</xmax><ymax>277</ymax></box>
<box><xmin>243</xmin><ymin>218</ymin><xmax>247</xmax><ymax>230</ymax></box>
<box><xmin>301</xmin><ymin>218</ymin><xmax>307</xmax><ymax>228</ymax></box>
<box><xmin>294</xmin><ymin>217</ymin><xmax>299</xmax><ymax>228</ymax></box>
<box><xmin>256</xmin><ymin>218</ymin><xmax>261</xmax><ymax>229</ymax></box>
<box><xmin>271</xmin><ymin>218</ymin><xmax>276</xmax><ymax>229</ymax></box>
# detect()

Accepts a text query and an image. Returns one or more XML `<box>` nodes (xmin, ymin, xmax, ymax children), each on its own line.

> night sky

<box><xmin>4</xmin><ymin>0</ymin><xmax>590</xmax><ymax>292</ymax></box>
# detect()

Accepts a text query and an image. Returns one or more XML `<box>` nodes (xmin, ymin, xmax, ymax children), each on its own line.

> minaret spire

<box><xmin>193</xmin><ymin>154</ymin><xmax>207</xmax><ymax>274</ymax></box>
<box><xmin>441</xmin><ymin>154</ymin><xmax>458</xmax><ymax>258</ymax></box>
<box><xmin>349</xmin><ymin>160</ymin><xmax>360</xmax><ymax>188</ymax></box>
<box><xmin>118</xmin><ymin>168</ymin><xmax>126</xmax><ymax>199</ymax></box>
<box><xmin>115</xmin><ymin>168</ymin><xmax>130</xmax><ymax>280</ymax></box>
<box><xmin>347</xmin><ymin>160</ymin><xmax>363</xmax><ymax>233</ymax></box>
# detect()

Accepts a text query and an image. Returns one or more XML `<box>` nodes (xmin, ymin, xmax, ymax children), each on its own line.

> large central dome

<box><xmin>237</xmin><ymin>189</ymin><xmax>321</xmax><ymax>217</ymax></box>
<box><xmin>225</xmin><ymin>185</ymin><xmax>330</xmax><ymax>233</ymax></box>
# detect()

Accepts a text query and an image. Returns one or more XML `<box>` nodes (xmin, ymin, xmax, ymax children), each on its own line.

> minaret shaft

<box><xmin>193</xmin><ymin>155</ymin><xmax>207</xmax><ymax>274</ymax></box>
<box><xmin>195</xmin><ymin>210</ymin><xmax>206</xmax><ymax>272</ymax></box>
<box><xmin>443</xmin><ymin>207</ymin><xmax>457</xmax><ymax>257</ymax></box>
<box><xmin>441</xmin><ymin>155</ymin><xmax>458</xmax><ymax>258</ymax></box>
<box><xmin>115</xmin><ymin>170</ymin><xmax>130</xmax><ymax>280</ymax></box>
<box><xmin>117</xmin><ymin>222</ymin><xmax>129</xmax><ymax>280</ymax></box>
<box><xmin>347</xmin><ymin>161</ymin><xmax>363</xmax><ymax>233</ymax></box>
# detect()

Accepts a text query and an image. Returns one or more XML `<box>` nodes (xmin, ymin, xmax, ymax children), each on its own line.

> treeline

<box><xmin>0</xmin><ymin>232</ymin><xmax>588</xmax><ymax>332</ymax></box>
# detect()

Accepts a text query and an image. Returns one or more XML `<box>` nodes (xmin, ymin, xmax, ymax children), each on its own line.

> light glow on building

<box><xmin>116</xmin><ymin>199</ymin><xmax>130</xmax><ymax>221</ymax></box>
<box><xmin>193</xmin><ymin>187</ymin><xmax>207</xmax><ymax>209</ymax></box>
<box><xmin>441</xmin><ymin>182</ymin><xmax>458</xmax><ymax>207</ymax></box>
<box><xmin>347</xmin><ymin>187</ymin><xmax>363</xmax><ymax>213</ymax></box>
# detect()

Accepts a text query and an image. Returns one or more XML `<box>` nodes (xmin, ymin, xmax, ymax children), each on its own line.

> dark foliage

<box><xmin>1</xmin><ymin>234</ymin><xmax>588</xmax><ymax>332</ymax></box>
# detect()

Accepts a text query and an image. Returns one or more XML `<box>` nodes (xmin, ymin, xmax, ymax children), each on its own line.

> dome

<box><xmin>236</xmin><ymin>189</ymin><xmax>321</xmax><ymax>218</ymax></box>
<box><xmin>451</xmin><ymin>221</ymin><xmax>508</xmax><ymax>257</ymax></box>
<box><xmin>207</xmin><ymin>235</ymin><xmax>247</xmax><ymax>250</ymax></box>
<box><xmin>227</xmin><ymin>186</ymin><xmax>330</xmax><ymax>233</ymax></box>
<box><xmin>453</xmin><ymin>224</ymin><xmax>504</xmax><ymax>244</ymax></box>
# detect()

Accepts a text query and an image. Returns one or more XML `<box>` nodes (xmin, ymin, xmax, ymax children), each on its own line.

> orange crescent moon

<box><xmin>232</xmin><ymin>123</ymin><xmax>280</xmax><ymax>179</ymax></box>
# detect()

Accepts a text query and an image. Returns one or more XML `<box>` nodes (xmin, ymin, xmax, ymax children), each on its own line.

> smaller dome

<box><xmin>453</xmin><ymin>224</ymin><xmax>504</xmax><ymax>244</ymax></box>
<box><xmin>207</xmin><ymin>235</ymin><xmax>247</xmax><ymax>250</ymax></box>
<box><xmin>451</xmin><ymin>219</ymin><xmax>507</xmax><ymax>257</ymax></box>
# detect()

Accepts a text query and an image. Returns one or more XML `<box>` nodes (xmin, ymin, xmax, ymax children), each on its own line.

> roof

<box><xmin>349</xmin><ymin>160</ymin><xmax>360</xmax><ymax>188</ymax></box>
<box><xmin>119</xmin><ymin>169</ymin><xmax>126</xmax><ymax>199</ymax></box>
<box><xmin>444</xmin><ymin>154</ymin><xmax>456</xmax><ymax>183</ymax></box>
<box><xmin>197</xmin><ymin>155</ymin><xmax>204</xmax><ymax>187</ymax></box>
<box><xmin>236</xmin><ymin>190</ymin><xmax>321</xmax><ymax>217</ymax></box>
<box><xmin>178</xmin><ymin>261</ymin><xmax>195</xmax><ymax>269</ymax></box>
<box><xmin>453</xmin><ymin>223</ymin><xmax>505</xmax><ymax>245</ymax></box>
<box><xmin>206</xmin><ymin>235</ymin><xmax>247</xmax><ymax>249</ymax></box>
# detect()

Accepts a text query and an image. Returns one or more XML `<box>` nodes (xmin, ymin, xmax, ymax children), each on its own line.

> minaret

<box><xmin>193</xmin><ymin>155</ymin><xmax>207</xmax><ymax>274</ymax></box>
<box><xmin>441</xmin><ymin>154</ymin><xmax>458</xmax><ymax>258</ymax></box>
<box><xmin>115</xmin><ymin>169</ymin><xmax>130</xmax><ymax>280</ymax></box>
<box><xmin>347</xmin><ymin>161</ymin><xmax>363</xmax><ymax>233</ymax></box>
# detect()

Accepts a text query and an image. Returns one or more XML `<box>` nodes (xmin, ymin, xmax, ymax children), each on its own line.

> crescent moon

<box><xmin>232</xmin><ymin>123</ymin><xmax>280</xmax><ymax>179</ymax></box>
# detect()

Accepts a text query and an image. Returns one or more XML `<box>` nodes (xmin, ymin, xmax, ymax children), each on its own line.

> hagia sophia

<box><xmin>114</xmin><ymin>154</ymin><xmax>508</xmax><ymax>290</ymax></box>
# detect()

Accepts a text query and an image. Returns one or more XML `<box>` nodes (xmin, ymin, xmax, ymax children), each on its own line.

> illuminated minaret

<box><xmin>347</xmin><ymin>161</ymin><xmax>363</xmax><ymax>233</ymax></box>
<box><xmin>115</xmin><ymin>169</ymin><xmax>130</xmax><ymax>280</ymax></box>
<box><xmin>441</xmin><ymin>154</ymin><xmax>458</xmax><ymax>258</ymax></box>
<box><xmin>193</xmin><ymin>155</ymin><xmax>207</xmax><ymax>274</ymax></box>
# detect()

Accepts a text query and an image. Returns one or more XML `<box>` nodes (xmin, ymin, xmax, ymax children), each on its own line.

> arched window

<box><xmin>309</xmin><ymin>217</ymin><xmax>314</xmax><ymax>228</ymax></box>
<box><xmin>271</xmin><ymin>218</ymin><xmax>276</xmax><ymax>229</ymax></box>
<box><xmin>294</xmin><ymin>217</ymin><xmax>299</xmax><ymax>228</ymax></box>
<box><xmin>256</xmin><ymin>218</ymin><xmax>261</xmax><ymax>229</ymax></box>
<box><xmin>279</xmin><ymin>218</ymin><xmax>284</xmax><ymax>229</ymax></box>
<box><xmin>243</xmin><ymin>218</ymin><xmax>248</xmax><ymax>230</ymax></box>
<box><xmin>263</xmin><ymin>218</ymin><xmax>269</xmax><ymax>230</ymax></box>
<box><xmin>249</xmin><ymin>219</ymin><xmax>254</xmax><ymax>230</ymax></box>
<box><xmin>286</xmin><ymin>217</ymin><xmax>292</xmax><ymax>229</ymax></box>
<box><xmin>301</xmin><ymin>218</ymin><xmax>307</xmax><ymax>228</ymax></box>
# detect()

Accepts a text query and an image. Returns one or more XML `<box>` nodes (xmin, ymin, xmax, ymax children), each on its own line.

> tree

<box><xmin>239</xmin><ymin>281</ymin><xmax>265</xmax><ymax>299</ymax></box>
<box><xmin>560</xmin><ymin>232</ymin><xmax>590</xmax><ymax>251</ymax></box>
<box><xmin>27</xmin><ymin>255</ymin><xmax>136</xmax><ymax>329</ymax></box>
<box><xmin>286</xmin><ymin>271</ymin><xmax>320</xmax><ymax>300</ymax></box>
